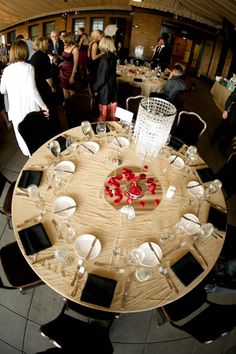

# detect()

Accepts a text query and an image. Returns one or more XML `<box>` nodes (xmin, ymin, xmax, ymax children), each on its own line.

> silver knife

<box><xmin>121</xmin><ymin>274</ymin><xmax>132</xmax><ymax>310</ymax></box>
<box><xmin>148</xmin><ymin>242</ymin><xmax>162</xmax><ymax>264</ymax></box>
<box><xmin>192</xmin><ymin>242</ymin><xmax>208</xmax><ymax>266</ymax></box>
<box><xmin>80</xmin><ymin>143</ymin><xmax>94</xmax><ymax>154</ymax></box>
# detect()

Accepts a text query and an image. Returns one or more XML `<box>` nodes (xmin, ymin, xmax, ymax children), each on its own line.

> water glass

<box><xmin>135</xmin><ymin>267</ymin><xmax>153</xmax><ymax>282</ymax></box>
<box><xmin>186</xmin><ymin>145</ymin><xmax>197</xmax><ymax>158</ymax></box>
<box><xmin>204</xmin><ymin>179</ymin><xmax>222</xmax><ymax>198</ymax></box>
<box><xmin>27</xmin><ymin>184</ymin><xmax>45</xmax><ymax>209</ymax></box>
<box><xmin>48</xmin><ymin>140</ymin><xmax>61</xmax><ymax>160</ymax></box>
<box><xmin>96</xmin><ymin>122</ymin><xmax>107</xmax><ymax>143</ymax></box>
<box><xmin>54</xmin><ymin>248</ymin><xmax>71</xmax><ymax>263</ymax></box>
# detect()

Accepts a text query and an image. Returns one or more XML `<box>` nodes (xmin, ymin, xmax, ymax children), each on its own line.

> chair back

<box><xmin>40</xmin><ymin>311</ymin><xmax>113</xmax><ymax>353</ymax></box>
<box><xmin>0</xmin><ymin>241</ymin><xmax>41</xmax><ymax>290</ymax></box>
<box><xmin>64</xmin><ymin>93</ymin><xmax>93</xmax><ymax>128</ymax></box>
<box><xmin>18</xmin><ymin>111</ymin><xmax>52</xmax><ymax>155</ymax></box>
<box><xmin>117</xmin><ymin>81</ymin><xmax>141</xmax><ymax>109</ymax></box>
<box><xmin>217</xmin><ymin>152</ymin><xmax>236</xmax><ymax>199</ymax></box>
<box><xmin>174</xmin><ymin>110</ymin><xmax>207</xmax><ymax>145</ymax></box>
<box><xmin>161</xmin><ymin>283</ymin><xmax>207</xmax><ymax>321</ymax></box>
<box><xmin>126</xmin><ymin>95</ymin><xmax>145</xmax><ymax>121</ymax></box>
<box><xmin>0</xmin><ymin>171</ymin><xmax>15</xmax><ymax>222</ymax></box>
<box><xmin>171</xmin><ymin>303</ymin><xmax>236</xmax><ymax>343</ymax></box>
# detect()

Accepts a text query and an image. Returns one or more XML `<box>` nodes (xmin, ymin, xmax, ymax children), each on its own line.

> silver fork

<box><xmin>16</xmin><ymin>213</ymin><xmax>44</xmax><ymax>229</ymax></box>
<box><xmin>159</xmin><ymin>267</ymin><xmax>179</xmax><ymax>293</ymax></box>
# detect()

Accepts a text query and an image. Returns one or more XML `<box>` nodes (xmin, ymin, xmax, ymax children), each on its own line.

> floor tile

<box><xmin>0</xmin><ymin>305</ymin><xmax>26</xmax><ymax>350</ymax></box>
<box><xmin>144</xmin><ymin>338</ymin><xmax>195</xmax><ymax>354</ymax></box>
<box><xmin>0</xmin><ymin>340</ymin><xmax>22</xmax><ymax>354</ymax></box>
<box><xmin>28</xmin><ymin>285</ymin><xmax>65</xmax><ymax>325</ymax></box>
<box><xmin>23</xmin><ymin>320</ymin><xmax>55</xmax><ymax>354</ymax></box>
<box><xmin>110</xmin><ymin>310</ymin><xmax>152</xmax><ymax>343</ymax></box>
<box><xmin>112</xmin><ymin>342</ymin><xmax>145</xmax><ymax>354</ymax></box>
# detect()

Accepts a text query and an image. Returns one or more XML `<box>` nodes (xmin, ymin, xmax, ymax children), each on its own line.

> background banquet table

<box><xmin>12</xmin><ymin>124</ymin><xmax>226</xmax><ymax>313</ymax></box>
<box><xmin>117</xmin><ymin>64</ymin><xmax>166</xmax><ymax>97</ymax></box>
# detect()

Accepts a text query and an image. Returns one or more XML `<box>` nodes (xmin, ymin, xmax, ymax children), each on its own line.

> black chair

<box><xmin>40</xmin><ymin>302</ymin><xmax>114</xmax><ymax>353</ymax></box>
<box><xmin>117</xmin><ymin>81</ymin><xmax>141</xmax><ymax>109</ymax></box>
<box><xmin>172</xmin><ymin>110</ymin><xmax>207</xmax><ymax>146</ymax></box>
<box><xmin>126</xmin><ymin>95</ymin><xmax>145</xmax><ymax>121</ymax></box>
<box><xmin>216</xmin><ymin>152</ymin><xmax>236</xmax><ymax>200</ymax></box>
<box><xmin>64</xmin><ymin>93</ymin><xmax>93</xmax><ymax>128</ymax></box>
<box><xmin>0</xmin><ymin>241</ymin><xmax>42</xmax><ymax>292</ymax></box>
<box><xmin>64</xmin><ymin>299</ymin><xmax>118</xmax><ymax>327</ymax></box>
<box><xmin>0</xmin><ymin>171</ymin><xmax>15</xmax><ymax>228</ymax></box>
<box><xmin>219</xmin><ymin>224</ymin><xmax>236</xmax><ymax>260</ymax></box>
<box><xmin>171</xmin><ymin>303</ymin><xmax>236</xmax><ymax>343</ymax></box>
<box><xmin>18</xmin><ymin>111</ymin><xmax>53</xmax><ymax>155</ymax></box>
<box><xmin>160</xmin><ymin>283</ymin><xmax>207</xmax><ymax>322</ymax></box>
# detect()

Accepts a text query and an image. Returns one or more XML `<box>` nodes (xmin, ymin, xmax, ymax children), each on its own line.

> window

<box><xmin>29</xmin><ymin>25</ymin><xmax>39</xmax><ymax>42</ymax></box>
<box><xmin>43</xmin><ymin>22</ymin><xmax>55</xmax><ymax>37</ymax></box>
<box><xmin>73</xmin><ymin>18</ymin><xmax>86</xmax><ymax>35</ymax></box>
<box><xmin>91</xmin><ymin>17</ymin><xmax>104</xmax><ymax>32</ymax></box>
<box><xmin>7</xmin><ymin>31</ymin><xmax>16</xmax><ymax>44</ymax></box>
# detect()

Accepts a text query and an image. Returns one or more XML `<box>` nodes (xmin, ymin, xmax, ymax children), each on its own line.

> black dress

<box><xmin>93</xmin><ymin>52</ymin><xmax>117</xmax><ymax>105</ymax></box>
<box><xmin>30</xmin><ymin>50</ymin><xmax>60</xmax><ymax>134</ymax></box>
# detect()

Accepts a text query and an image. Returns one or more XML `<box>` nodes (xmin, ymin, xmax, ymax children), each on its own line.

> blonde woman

<box><xmin>87</xmin><ymin>29</ymin><xmax>104</xmax><ymax>85</ymax></box>
<box><xmin>93</xmin><ymin>36</ymin><xmax>118</xmax><ymax>121</ymax></box>
<box><xmin>59</xmin><ymin>32</ymin><xmax>79</xmax><ymax>99</ymax></box>
<box><xmin>30</xmin><ymin>36</ymin><xmax>60</xmax><ymax>133</ymax></box>
<box><xmin>0</xmin><ymin>40</ymin><xmax>49</xmax><ymax>156</ymax></box>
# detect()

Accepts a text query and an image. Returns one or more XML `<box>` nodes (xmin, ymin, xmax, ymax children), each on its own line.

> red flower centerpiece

<box><xmin>105</xmin><ymin>166</ymin><xmax>161</xmax><ymax>208</ymax></box>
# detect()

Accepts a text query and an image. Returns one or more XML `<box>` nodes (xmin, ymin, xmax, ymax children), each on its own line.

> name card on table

<box><xmin>115</xmin><ymin>107</ymin><xmax>133</xmax><ymax>123</ymax></box>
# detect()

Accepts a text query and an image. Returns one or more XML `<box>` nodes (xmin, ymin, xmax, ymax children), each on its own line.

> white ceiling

<box><xmin>0</xmin><ymin>0</ymin><xmax>235</xmax><ymax>31</ymax></box>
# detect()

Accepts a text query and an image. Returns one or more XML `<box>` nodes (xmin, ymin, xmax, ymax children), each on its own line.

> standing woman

<box><xmin>0</xmin><ymin>40</ymin><xmax>49</xmax><ymax>156</ymax></box>
<box><xmin>59</xmin><ymin>33</ymin><xmax>79</xmax><ymax>100</ymax></box>
<box><xmin>30</xmin><ymin>36</ymin><xmax>59</xmax><ymax>134</ymax></box>
<box><xmin>93</xmin><ymin>36</ymin><xmax>118</xmax><ymax>121</ymax></box>
<box><xmin>87</xmin><ymin>30</ymin><xmax>104</xmax><ymax>88</ymax></box>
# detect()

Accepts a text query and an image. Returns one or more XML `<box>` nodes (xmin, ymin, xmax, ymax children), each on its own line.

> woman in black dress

<box><xmin>30</xmin><ymin>36</ymin><xmax>59</xmax><ymax>133</ymax></box>
<box><xmin>93</xmin><ymin>36</ymin><xmax>118</xmax><ymax>121</ymax></box>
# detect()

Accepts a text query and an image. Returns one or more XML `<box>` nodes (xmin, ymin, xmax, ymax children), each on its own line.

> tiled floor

<box><xmin>1</xmin><ymin>79</ymin><xmax>236</xmax><ymax>354</ymax></box>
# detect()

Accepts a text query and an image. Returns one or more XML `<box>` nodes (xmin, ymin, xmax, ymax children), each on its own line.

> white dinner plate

<box><xmin>137</xmin><ymin>242</ymin><xmax>162</xmax><ymax>267</ymax></box>
<box><xmin>53</xmin><ymin>196</ymin><xmax>77</xmax><ymax>217</ymax></box>
<box><xmin>187</xmin><ymin>181</ymin><xmax>204</xmax><ymax>198</ymax></box>
<box><xmin>54</xmin><ymin>160</ymin><xmax>75</xmax><ymax>176</ymax></box>
<box><xmin>112</xmin><ymin>136</ymin><xmax>130</xmax><ymax>148</ymax></box>
<box><xmin>74</xmin><ymin>234</ymin><xmax>101</xmax><ymax>260</ymax></box>
<box><xmin>179</xmin><ymin>213</ymin><xmax>201</xmax><ymax>234</ymax></box>
<box><xmin>168</xmin><ymin>155</ymin><xmax>185</xmax><ymax>169</ymax></box>
<box><xmin>81</xmin><ymin>141</ymin><xmax>100</xmax><ymax>153</ymax></box>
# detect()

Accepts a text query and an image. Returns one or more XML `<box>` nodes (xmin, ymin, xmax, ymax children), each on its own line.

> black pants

<box><xmin>211</xmin><ymin>110</ymin><xmax>236</xmax><ymax>151</ymax></box>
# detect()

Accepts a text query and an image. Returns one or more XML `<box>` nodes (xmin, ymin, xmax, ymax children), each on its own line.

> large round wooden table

<box><xmin>12</xmin><ymin>123</ymin><xmax>227</xmax><ymax>313</ymax></box>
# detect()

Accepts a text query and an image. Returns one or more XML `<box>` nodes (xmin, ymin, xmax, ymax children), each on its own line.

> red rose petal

<box><xmin>154</xmin><ymin>199</ymin><xmax>160</xmax><ymax>205</ymax></box>
<box><xmin>140</xmin><ymin>201</ymin><xmax>145</xmax><ymax>207</ymax></box>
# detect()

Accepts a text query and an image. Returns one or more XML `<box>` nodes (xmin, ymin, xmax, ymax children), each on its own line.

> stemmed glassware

<box><xmin>65</xmin><ymin>136</ymin><xmax>77</xmax><ymax>157</ymax></box>
<box><xmin>204</xmin><ymin>179</ymin><xmax>222</xmax><ymax>199</ymax></box>
<box><xmin>27</xmin><ymin>184</ymin><xmax>46</xmax><ymax>210</ymax></box>
<box><xmin>81</xmin><ymin>120</ymin><xmax>92</xmax><ymax>140</ymax></box>
<box><xmin>194</xmin><ymin>223</ymin><xmax>214</xmax><ymax>239</ymax></box>
<box><xmin>48</xmin><ymin>140</ymin><xmax>61</xmax><ymax>162</ymax></box>
<box><xmin>111</xmin><ymin>134</ymin><xmax>123</xmax><ymax>166</ymax></box>
<box><xmin>58</xmin><ymin>220</ymin><xmax>76</xmax><ymax>242</ymax></box>
<box><xmin>184</xmin><ymin>145</ymin><xmax>198</xmax><ymax>176</ymax></box>
<box><xmin>96</xmin><ymin>122</ymin><xmax>107</xmax><ymax>144</ymax></box>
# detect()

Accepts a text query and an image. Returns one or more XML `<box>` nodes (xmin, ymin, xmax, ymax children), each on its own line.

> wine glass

<box><xmin>111</xmin><ymin>134</ymin><xmax>123</xmax><ymax>166</ymax></box>
<box><xmin>126</xmin><ymin>248</ymin><xmax>145</xmax><ymax>265</ymax></box>
<box><xmin>204</xmin><ymin>179</ymin><xmax>222</xmax><ymax>198</ymax></box>
<box><xmin>48</xmin><ymin>140</ymin><xmax>61</xmax><ymax>161</ymax></box>
<box><xmin>195</xmin><ymin>223</ymin><xmax>214</xmax><ymax>239</ymax></box>
<box><xmin>27</xmin><ymin>184</ymin><xmax>46</xmax><ymax>209</ymax></box>
<box><xmin>81</xmin><ymin>120</ymin><xmax>92</xmax><ymax>140</ymax></box>
<box><xmin>65</xmin><ymin>136</ymin><xmax>77</xmax><ymax>158</ymax></box>
<box><xmin>96</xmin><ymin>122</ymin><xmax>107</xmax><ymax>144</ymax></box>
<box><xmin>58</xmin><ymin>220</ymin><xmax>76</xmax><ymax>242</ymax></box>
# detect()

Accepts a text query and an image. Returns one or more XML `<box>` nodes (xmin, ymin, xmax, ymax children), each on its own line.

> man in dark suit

<box><xmin>47</xmin><ymin>31</ymin><xmax>64</xmax><ymax>92</ymax></box>
<box><xmin>47</xmin><ymin>30</ymin><xmax>64</xmax><ymax>56</ymax></box>
<box><xmin>151</xmin><ymin>37</ymin><xmax>170</xmax><ymax>70</ymax></box>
